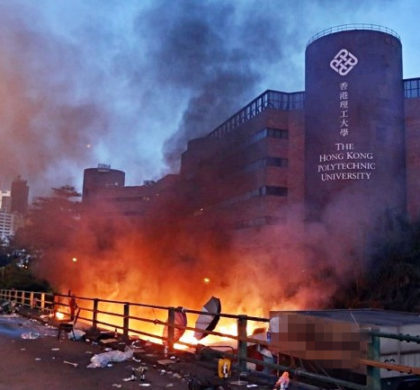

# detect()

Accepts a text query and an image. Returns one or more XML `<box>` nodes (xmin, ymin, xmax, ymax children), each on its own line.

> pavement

<box><xmin>0</xmin><ymin>311</ymin><xmax>274</xmax><ymax>390</ymax></box>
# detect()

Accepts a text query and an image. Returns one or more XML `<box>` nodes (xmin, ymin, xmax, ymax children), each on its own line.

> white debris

<box><xmin>68</xmin><ymin>329</ymin><xmax>85</xmax><ymax>341</ymax></box>
<box><xmin>87</xmin><ymin>347</ymin><xmax>134</xmax><ymax>368</ymax></box>
<box><xmin>122</xmin><ymin>374</ymin><xmax>136</xmax><ymax>382</ymax></box>
<box><xmin>63</xmin><ymin>360</ymin><xmax>78</xmax><ymax>368</ymax></box>
<box><xmin>21</xmin><ymin>332</ymin><xmax>40</xmax><ymax>339</ymax></box>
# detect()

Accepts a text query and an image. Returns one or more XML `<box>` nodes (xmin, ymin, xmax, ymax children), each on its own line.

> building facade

<box><xmin>83</xmin><ymin>25</ymin><xmax>420</xmax><ymax>241</ymax></box>
<box><xmin>11</xmin><ymin>176</ymin><xmax>29</xmax><ymax>215</ymax></box>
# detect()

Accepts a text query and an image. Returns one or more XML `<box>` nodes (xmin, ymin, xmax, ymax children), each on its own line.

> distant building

<box><xmin>82</xmin><ymin>164</ymin><xmax>125</xmax><ymax>205</ymax></box>
<box><xmin>0</xmin><ymin>211</ymin><xmax>16</xmax><ymax>240</ymax></box>
<box><xmin>11</xmin><ymin>176</ymin><xmax>29</xmax><ymax>215</ymax></box>
<box><xmin>0</xmin><ymin>190</ymin><xmax>11</xmax><ymax>212</ymax></box>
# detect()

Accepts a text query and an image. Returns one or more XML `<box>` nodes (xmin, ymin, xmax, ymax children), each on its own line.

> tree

<box><xmin>15</xmin><ymin>185</ymin><xmax>81</xmax><ymax>251</ymax></box>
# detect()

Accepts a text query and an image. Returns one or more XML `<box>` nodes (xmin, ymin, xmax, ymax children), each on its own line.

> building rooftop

<box><xmin>307</xmin><ymin>23</ymin><xmax>401</xmax><ymax>46</ymax></box>
<box><xmin>207</xmin><ymin>89</ymin><xmax>304</xmax><ymax>139</ymax></box>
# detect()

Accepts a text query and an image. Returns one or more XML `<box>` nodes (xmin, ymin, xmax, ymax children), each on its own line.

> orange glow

<box><xmin>72</xmin><ymin>257</ymin><xmax>77</xmax><ymax>263</ymax></box>
<box><xmin>31</xmin><ymin>196</ymin><xmax>336</xmax><ymax>348</ymax></box>
<box><xmin>55</xmin><ymin>311</ymin><xmax>65</xmax><ymax>320</ymax></box>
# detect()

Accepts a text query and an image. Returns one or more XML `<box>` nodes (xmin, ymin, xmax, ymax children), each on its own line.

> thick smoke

<box><xmin>140</xmin><ymin>1</ymin><xmax>285</xmax><ymax>168</ymax></box>
<box><xmin>0</xmin><ymin>0</ymin><xmax>391</xmax><ymax>194</ymax></box>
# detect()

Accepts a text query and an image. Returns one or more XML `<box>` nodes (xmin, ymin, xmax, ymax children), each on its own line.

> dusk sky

<box><xmin>0</xmin><ymin>0</ymin><xmax>419</xmax><ymax>197</ymax></box>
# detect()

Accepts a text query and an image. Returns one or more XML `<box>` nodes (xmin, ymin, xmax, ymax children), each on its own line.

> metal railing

<box><xmin>207</xmin><ymin>90</ymin><xmax>304</xmax><ymax>139</ymax></box>
<box><xmin>307</xmin><ymin>24</ymin><xmax>401</xmax><ymax>46</ymax></box>
<box><xmin>1</xmin><ymin>289</ymin><xmax>419</xmax><ymax>390</ymax></box>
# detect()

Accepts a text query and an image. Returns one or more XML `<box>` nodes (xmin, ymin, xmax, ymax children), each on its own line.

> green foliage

<box><xmin>0</xmin><ymin>263</ymin><xmax>50</xmax><ymax>292</ymax></box>
<box><xmin>14</xmin><ymin>185</ymin><xmax>81</xmax><ymax>250</ymax></box>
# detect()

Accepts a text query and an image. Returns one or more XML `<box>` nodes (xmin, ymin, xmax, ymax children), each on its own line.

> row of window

<box><xmin>244</xmin><ymin>157</ymin><xmax>288</xmax><ymax>172</ymax></box>
<box><xmin>234</xmin><ymin>215</ymin><xmax>284</xmax><ymax>230</ymax></box>
<box><xmin>219</xmin><ymin>185</ymin><xmax>288</xmax><ymax>208</ymax></box>
<box><xmin>208</xmin><ymin>90</ymin><xmax>303</xmax><ymax>139</ymax></box>
<box><xmin>248</xmin><ymin>127</ymin><xmax>288</xmax><ymax>144</ymax></box>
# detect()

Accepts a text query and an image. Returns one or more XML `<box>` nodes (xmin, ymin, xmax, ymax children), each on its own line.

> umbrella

<box><xmin>194</xmin><ymin>296</ymin><xmax>221</xmax><ymax>340</ymax></box>
<box><xmin>163</xmin><ymin>307</ymin><xmax>187</xmax><ymax>344</ymax></box>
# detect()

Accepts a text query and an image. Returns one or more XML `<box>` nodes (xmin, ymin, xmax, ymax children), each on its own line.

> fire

<box><xmin>55</xmin><ymin>311</ymin><xmax>65</xmax><ymax>320</ymax></box>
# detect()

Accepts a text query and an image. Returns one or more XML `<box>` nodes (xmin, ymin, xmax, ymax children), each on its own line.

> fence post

<box><xmin>367</xmin><ymin>333</ymin><xmax>381</xmax><ymax>390</ymax></box>
<box><xmin>167</xmin><ymin>307</ymin><xmax>176</xmax><ymax>353</ymax></box>
<box><xmin>40</xmin><ymin>292</ymin><xmax>45</xmax><ymax>311</ymax></box>
<box><xmin>123</xmin><ymin>303</ymin><xmax>130</xmax><ymax>340</ymax></box>
<box><xmin>92</xmin><ymin>299</ymin><xmax>99</xmax><ymax>329</ymax></box>
<box><xmin>237</xmin><ymin>315</ymin><xmax>248</xmax><ymax>372</ymax></box>
<box><xmin>30</xmin><ymin>292</ymin><xmax>34</xmax><ymax>309</ymax></box>
<box><xmin>20</xmin><ymin>291</ymin><xmax>25</xmax><ymax>305</ymax></box>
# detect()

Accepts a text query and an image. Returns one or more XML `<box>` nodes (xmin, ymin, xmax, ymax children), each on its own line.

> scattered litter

<box><xmin>247</xmin><ymin>385</ymin><xmax>258</xmax><ymax>388</ymax></box>
<box><xmin>68</xmin><ymin>329</ymin><xmax>85</xmax><ymax>341</ymax></box>
<box><xmin>131</xmin><ymin>340</ymin><xmax>142</xmax><ymax>348</ymax></box>
<box><xmin>21</xmin><ymin>332</ymin><xmax>40</xmax><ymax>339</ymax></box>
<box><xmin>122</xmin><ymin>374</ymin><xmax>136</xmax><ymax>382</ymax></box>
<box><xmin>52</xmin><ymin>357</ymin><xmax>56</xmax><ymax>360</ymax></box>
<box><xmin>170</xmin><ymin>355</ymin><xmax>176</xmax><ymax>360</ymax></box>
<box><xmin>107</xmin><ymin>363</ymin><xmax>113</xmax><ymax>368</ymax></box>
<box><xmin>63</xmin><ymin>360</ymin><xmax>78</xmax><ymax>368</ymax></box>
<box><xmin>101</xmin><ymin>338</ymin><xmax>118</xmax><ymax>345</ymax></box>
<box><xmin>160</xmin><ymin>369</ymin><xmax>166</xmax><ymax>375</ymax></box>
<box><xmin>35</xmin><ymin>357</ymin><xmax>41</xmax><ymax>361</ymax></box>
<box><xmin>85</xmin><ymin>338</ymin><xmax>91</xmax><ymax>343</ymax></box>
<box><xmin>133</xmin><ymin>357</ymin><xmax>142</xmax><ymax>363</ymax></box>
<box><xmin>111</xmin><ymin>385</ymin><xmax>122</xmax><ymax>389</ymax></box>
<box><xmin>20</xmin><ymin>348</ymin><xmax>26</xmax><ymax>351</ymax></box>
<box><xmin>165</xmin><ymin>384</ymin><xmax>174</xmax><ymax>388</ymax></box>
<box><xmin>229</xmin><ymin>381</ymin><xmax>248</xmax><ymax>386</ymax></box>
<box><xmin>145</xmin><ymin>353</ymin><xmax>155</xmax><ymax>357</ymax></box>
<box><xmin>85</xmin><ymin>351</ymin><xmax>93</xmax><ymax>354</ymax></box>
<box><xmin>133</xmin><ymin>366</ymin><xmax>147</xmax><ymax>381</ymax></box>
<box><xmin>51</xmin><ymin>347</ymin><xmax>60</xmax><ymax>351</ymax></box>
<box><xmin>139</xmin><ymin>384</ymin><xmax>151</xmax><ymax>387</ymax></box>
<box><xmin>157</xmin><ymin>359</ymin><xmax>175</xmax><ymax>365</ymax></box>
<box><xmin>104</xmin><ymin>347</ymin><xmax>112</xmax><ymax>352</ymax></box>
<box><xmin>118</xmin><ymin>342</ymin><xmax>126</xmax><ymax>345</ymax></box>
<box><xmin>87</xmin><ymin>347</ymin><xmax>134</xmax><ymax>368</ymax></box>
<box><xmin>173</xmin><ymin>373</ymin><xmax>182</xmax><ymax>379</ymax></box>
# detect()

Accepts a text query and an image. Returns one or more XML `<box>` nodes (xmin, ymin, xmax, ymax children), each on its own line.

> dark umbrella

<box><xmin>163</xmin><ymin>307</ymin><xmax>187</xmax><ymax>344</ymax></box>
<box><xmin>194</xmin><ymin>296</ymin><xmax>221</xmax><ymax>340</ymax></box>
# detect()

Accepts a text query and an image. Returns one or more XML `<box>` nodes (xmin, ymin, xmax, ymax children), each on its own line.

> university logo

<box><xmin>330</xmin><ymin>49</ymin><xmax>358</xmax><ymax>76</ymax></box>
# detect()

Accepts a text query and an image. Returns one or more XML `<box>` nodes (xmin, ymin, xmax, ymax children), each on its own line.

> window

<box><xmin>244</xmin><ymin>157</ymin><xmax>288</xmax><ymax>172</ymax></box>
<box><xmin>259</xmin><ymin>186</ymin><xmax>288</xmax><ymax>196</ymax></box>
<box><xmin>404</xmin><ymin>78</ymin><xmax>420</xmax><ymax>98</ymax></box>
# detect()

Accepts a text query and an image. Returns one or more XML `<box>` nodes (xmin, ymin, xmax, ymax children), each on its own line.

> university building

<box><xmin>83</xmin><ymin>25</ymin><xmax>420</xmax><ymax>243</ymax></box>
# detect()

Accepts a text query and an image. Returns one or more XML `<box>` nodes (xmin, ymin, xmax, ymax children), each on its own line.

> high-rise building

<box><xmin>0</xmin><ymin>211</ymin><xmax>16</xmax><ymax>240</ymax></box>
<box><xmin>82</xmin><ymin>164</ymin><xmax>125</xmax><ymax>205</ymax></box>
<box><xmin>11</xmin><ymin>176</ymin><xmax>29</xmax><ymax>215</ymax></box>
<box><xmin>0</xmin><ymin>190</ymin><xmax>11</xmax><ymax>212</ymax></box>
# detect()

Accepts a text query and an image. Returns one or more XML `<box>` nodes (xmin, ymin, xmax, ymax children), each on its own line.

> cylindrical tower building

<box><xmin>304</xmin><ymin>25</ymin><xmax>406</xmax><ymax>226</ymax></box>
<box><xmin>82</xmin><ymin>164</ymin><xmax>125</xmax><ymax>204</ymax></box>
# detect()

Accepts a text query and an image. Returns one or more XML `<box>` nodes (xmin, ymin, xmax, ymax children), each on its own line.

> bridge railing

<box><xmin>1</xmin><ymin>288</ymin><xmax>419</xmax><ymax>390</ymax></box>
